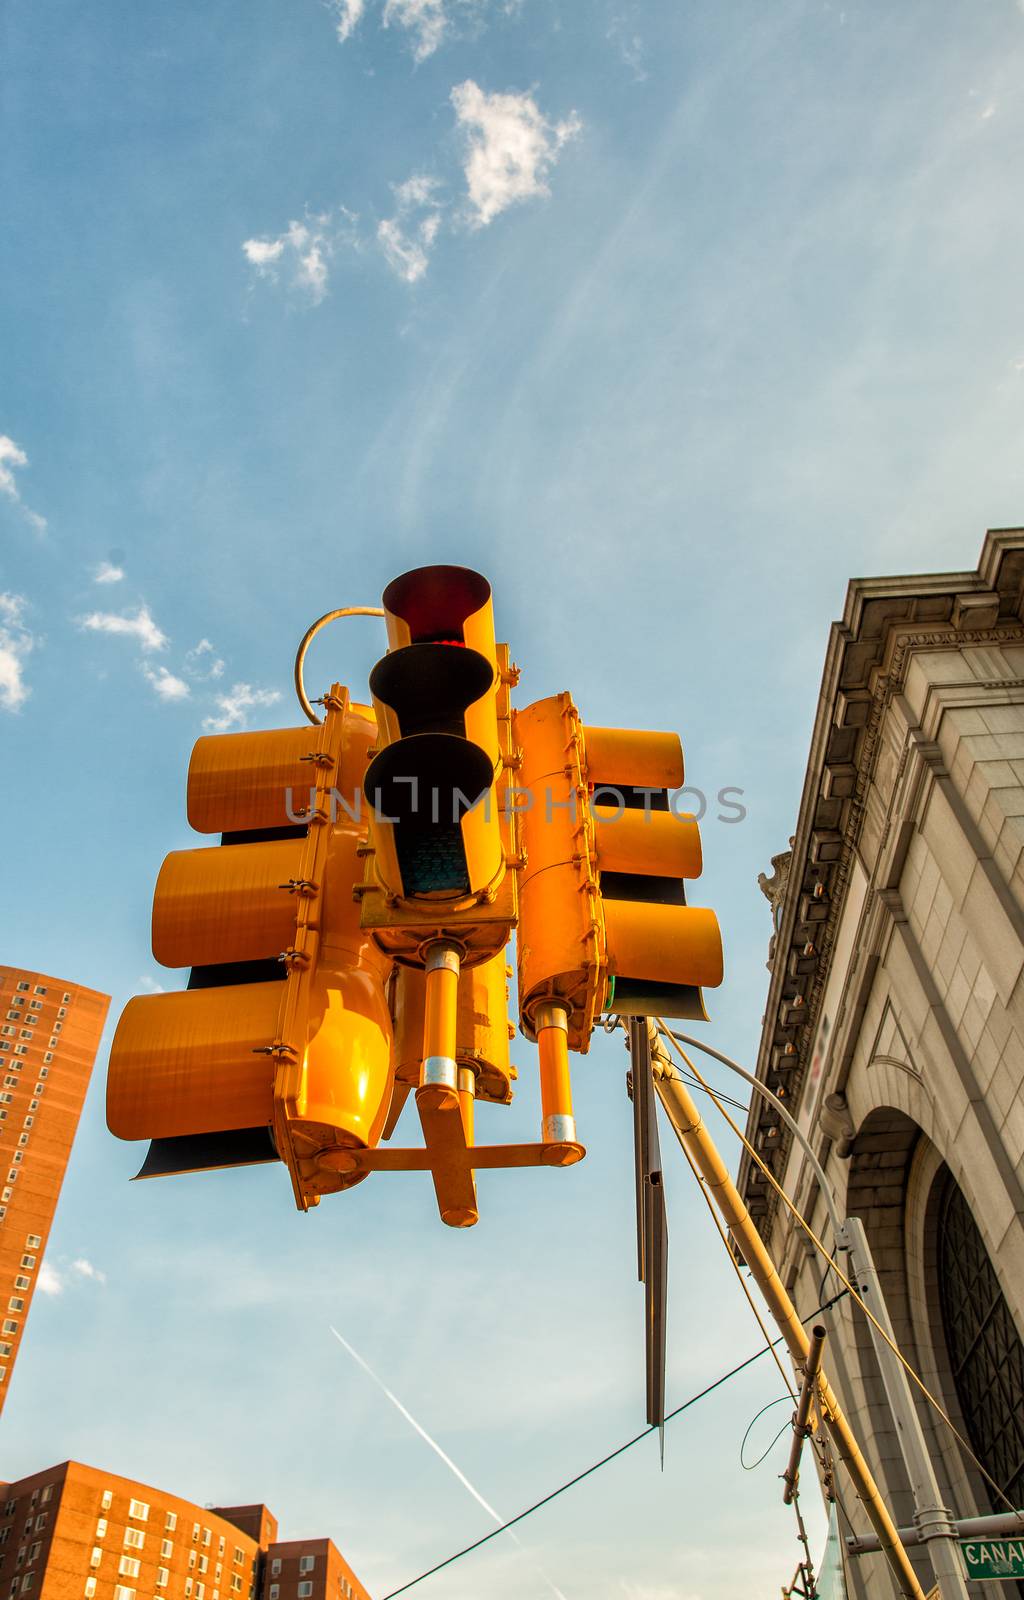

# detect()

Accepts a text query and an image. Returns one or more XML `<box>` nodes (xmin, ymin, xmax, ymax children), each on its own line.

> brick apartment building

<box><xmin>0</xmin><ymin>967</ymin><xmax>110</xmax><ymax>1413</ymax></box>
<box><xmin>0</xmin><ymin>1462</ymin><xmax>371</xmax><ymax>1600</ymax></box>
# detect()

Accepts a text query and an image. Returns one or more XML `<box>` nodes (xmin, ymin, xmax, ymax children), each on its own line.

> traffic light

<box><xmin>514</xmin><ymin>693</ymin><xmax>723</xmax><ymax>1059</ymax></box>
<box><xmin>106</xmin><ymin>685</ymin><xmax>396</xmax><ymax>1209</ymax></box>
<box><xmin>358</xmin><ymin>564</ymin><xmax>517</xmax><ymax>966</ymax></box>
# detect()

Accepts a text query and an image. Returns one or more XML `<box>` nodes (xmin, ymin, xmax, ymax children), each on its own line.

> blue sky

<box><xmin>3</xmin><ymin>0</ymin><xmax>1024</xmax><ymax>1594</ymax></box>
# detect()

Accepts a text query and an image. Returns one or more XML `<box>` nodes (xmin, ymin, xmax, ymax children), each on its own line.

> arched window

<box><xmin>937</xmin><ymin>1173</ymin><xmax>1024</xmax><ymax>1511</ymax></box>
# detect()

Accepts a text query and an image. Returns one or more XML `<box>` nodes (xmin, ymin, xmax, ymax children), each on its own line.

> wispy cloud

<box><xmin>243</xmin><ymin>212</ymin><xmax>357</xmax><ymax>305</ymax></box>
<box><xmin>0</xmin><ymin>593</ymin><xmax>35</xmax><ymax>713</ymax></box>
<box><xmin>184</xmin><ymin>638</ymin><xmax>225</xmax><ymax>680</ymax></box>
<box><xmin>451</xmin><ymin>81</ymin><xmax>581</xmax><ymax>228</ymax></box>
<box><xmin>0</xmin><ymin>434</ymin><xmax>47</xmax><ymax>535</ymax></box>
<box><xmin>94</xmin><ymin>560</ymin><xmax>125</xmax><ymax>584</ymax></box>
<box><xmin>378</xmin><ymin>174</ymin><xmax>444</xmax><ymax>282</ymax></box>
<box><xmin>37</xmin><ymin>1256</ymin><xmax>107</xmax><ymax>1294</ymax></box>
<box><xmin>138</xmin><ymin>976</ymin><xmax>166</xmax><ymax>994</ymax></box>
<box><xmin>383</xmin><ymin>0</ymin><xmax>448</xmax><ymax>61</ymax></box>
<box><xmin>202</xmin><ymin>682</ymin><xmax>282</xmax><ymax>732</ymax></box>
<box><xmin>79</xmin><ymin>603</ymin><xmax>168</xmax><ymax>652</ymax></box>
<box><xmin>327</xmin><ymin>0</ymin><xmax>366</xmax><ymax>40</ymax></box>
<box><xmin>143</xmin><ymin>663</ymin><xmax>190</xmax><ymax>701</ymax></box>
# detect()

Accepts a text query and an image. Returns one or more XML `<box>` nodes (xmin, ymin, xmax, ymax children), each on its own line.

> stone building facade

<box><xmin>738</xmin><ymin>529</ymin><xmax>1024</xmax><ymax>1598</ymax></box>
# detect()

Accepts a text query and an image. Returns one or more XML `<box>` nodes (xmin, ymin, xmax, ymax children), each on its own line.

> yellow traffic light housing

<box><xmin>514</xmin><ymin>693</ymin><xmax>723</xmax><ymax>1054</ymax></box>
<box><xmin>358</xmin><ymin>564</ymin><xmax>518</xmax><ymax>966</ymax></box>
<box><xmin>106</xmin><ymin>686</ymin><xmax>396</xmax><ymax>1209</ymax></box>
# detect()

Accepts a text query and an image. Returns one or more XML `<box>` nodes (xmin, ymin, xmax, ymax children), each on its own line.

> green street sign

<box><xmin>960</xmin><ymin>1539</ymin><xmax>1024</xmax><ymax>1581</ymax></box>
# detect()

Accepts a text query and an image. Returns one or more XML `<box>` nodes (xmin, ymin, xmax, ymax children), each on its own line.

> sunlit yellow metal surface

<box><xmin>360</xmin><ymin>570</ymin><xmax>518</xmax><ymax>961</ymax></box>
<box><xmin>604</xmin><ymin>902</ymin><xmax>724</xmax><ymax>990</ymax></box>
<box><xmin>187</xmin><ymin>725</ymin><xmax>321</xmax><ymax>834</ymax></box>
<box><xmin>583</xmin><ymin>726</ymin><xmax>684</xmax><ymax>792</ymax></box>
<box><xmin>106</xmin><ymin>984</ymin><xmax>279</xmax><ymax>1140</ymax></box>
<box><xmin>514</xmin><ymin>693</ymin><xmax>604</xmax><ymax>1052</ymax></box>
<box><xmin>391</xmin><ymin>950</ymin><xmax>514</xmax><ymax>1105</ymax></box>
<box><xmin>152</xmin><ymin>839</ymin><xmax>305</xmax><ymax>968</ymax></box>
<box><xmin>592</xmin><ymin>806</ymin><xmax>702</xmax><ymax>879</ymax></box>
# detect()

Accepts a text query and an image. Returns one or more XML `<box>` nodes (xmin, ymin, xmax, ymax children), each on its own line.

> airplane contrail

<box><xmin>329</xmin><ymin>1325</ymin><xmax>568</xmax><ymax>1600</ymax></box>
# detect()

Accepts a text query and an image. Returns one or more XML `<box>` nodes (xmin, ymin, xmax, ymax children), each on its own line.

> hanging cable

<box><xmin>657</xmin><ymin>1024</ymin><xmax>1022</xmax><ymax>1519</ymax></box>
<box><xmin>740</xmin><ymin>1397</ymin><xmax>794</xmax><ymax>1470</ymax></box>
<box><xmin>378</xmin><ymin>1290</ymin><xmax>849</xmax><ymax>1599</ymax></box>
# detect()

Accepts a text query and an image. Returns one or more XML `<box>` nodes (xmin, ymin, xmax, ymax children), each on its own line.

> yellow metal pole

<box><xmin>653</xmin><ymin>1057</ymin><xmax>928</xmax><ymax>1600</ymax></box>
<box><xmin>534</xmin><ymin>1002</ymin><xmax>576</xmax><ymax>1143</ymax></box>
<box><xmin>419</xmin><ymin>942</ymin><xmax>461</xmax><ymax>1108</ymax></box>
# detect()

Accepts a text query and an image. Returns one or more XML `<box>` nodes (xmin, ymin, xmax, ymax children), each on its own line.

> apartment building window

<box><xmin>185</xmin><ymin>1580</ymin><xmax>193</xmax><ymax>1597</ymax></box>
<box><xmin>199</xmin><ymin>1555</ymin><xmax>208</xmax><ymax>1575</ymax></box>
<box><xmin>42</xmin><ymin>1055</ymin><xmax>52</xmax><ymax>1065</ymax></box>
<box><xmin>123</xmin><ymin>1529</ymin><xmax>144</xmax><ymax>1550</ymax></box>
<box><xmin>299</xmin><ymin>1558</ymin><xmax>315</xmax><ymax>1574</ymax></box>
<box><xmin>89</xmin><ymin>1550</ymin><xmax>102</xmax><ymax>1570</ymax></box>
<box><xmin>1</xmin><ymin>1191</ymin><xmax>12</xmax><ymax>1205</ymax></box>
<box><xmin>3</xmin><ymin>1079</ymin><xmax>17</xmax><ymax>1091</ymax></box>
<box><xmin>165</xmin><ymin>1513</ymin><xmax>177</xmax><ymax>1533</ymax></box>
<box><xmin>28</xmin><ymin>1002</ymin><xmax>40</xmax><ymax>1012</ymax></box>
<box><xmin>11</xmin><ymin>1281</ymin><xmax>27</xmax><ymax>1298</ymax></box>
<box><xmin>188</xmin><ymin>1552</ymin><xmax>197</xmax><ymax>1571</ymax></box>
<box><xmin>62</xmin><ymin>993</ymin><xmax>71</xmax><ymax>1004</ymax></box>
<box><xmin>26</xmin><ymin>1547</ymin><xmax>38</xmax><ymax>1564</ymax></box>
<box><xmin>20</xmin><ymin>1258</ymin><xmax>35</xmax><ymax>1270</ymax></box>
<box><xmin>100</xmin><ymin>1492</ymin><xmax>112</xmax><ymax>1512</ymax></box>
<box><xmin>128</xmin><ymin>1501</ymin><xmax>148</xmax><ymax>1523</ymax></box>
<box><xmin>160</xmin><ymin>1539</ymin><xmax>173</xmax><ymax>1559</ymax></box>
<box><xmin>47</xmin><ymin>1040</ymin><xmax>56</xmax><ymax>1051</ymax></box>
<box><xmin>270</xmin><ymin>1561</ymin><xmax>281</xmax><ymax>1577</ymax></box>
<box><xmin>298</xmin><ymin>1583</ymin><xmax>313</xmax><ymax>1596</ymax></box>
<box><xmin>202</xmin><ymin>1530</ymin><xmax>211</xmax><ymax>1548</ymax></box>
<box><xmin>7</xmin><ymin>1302</ymin><xmax>23</xmax><ymax>1315</ymax></box>
<box><xmin>118</xmin><ymin>1558</ymin><xmax>140</xmax><ymax>1579</ymax></box>
<box><xmin>56</xmin><ymin>1007</ymin><xmax>66</xmax><ymax>1018</ymax></box>
<box><xmin>18</xmin><ymin>1033</ymin><xmax>31</xmax><ymax>1043</ymax></box>
<box><xmin>218</xmin><ymin>1537</ymin><xmax>225</xmax><ymax>1557</ymax></box>
<box><xmin>215</xmin><ymin>1563</ymin><xmax>222</xmax><ymax>1581</ymax></box>
<box><xmin>20</xmin><ymin>1575</ymin><xmax>33</xmax><ymax>1593</ymax></box>
<box><xmin>95</xmin><ymin>1520</ymin><xmax>107</xmax><ymax>1539</ymax></box>
<box><xmin>15</xmin><ymin>984</ymin><xmax>27</xmax><ymax>993</ymax></box>
<box><xmin>192</xmin><ymin>1525</ymin><xmax>200</xmax><ymax>1544</ymax></box>
<box><xmin>0</xmin><ymin>1345</ymin><xmax>11</xmax><ymax>1358</ymax></box>
<box><xmin>32</xmin><ymin>988</ymin><xmax>45</xmax><ymax>997</ymax></box>
<box><xmin>231</xmin><ymin>1578</ymin><xmax>243</xmax><ymax>1593</ymax></box>
<box><xmin>113</xmin><ymin>1587</ymin><xmax>136</xmax><ymax>1600</ymax></box>
<box><xmin>233</xmin><ymin>1550</ymin><xmax>244</xmax><ymax>1567</ymax></box>
<box><xmin>156</xmin><ymin>1570</ymin><xmax>169</xmax><ymax>1589</ymax></box>
<box><xmin>197</xmin><ymin>1585</ymin><xmax>205</xmax><ymax>1599</ymax></box>
<box><xmin>32</xmin><ymin>1519</ymin><xmax>45</xmax><ymax>1536</ymax></box>
<box><xmin>51</xmin><ymin>1023</ymin><xmax>62</xmax><ymax>1034</ymax></box>
<box><xmin>12</xmin><ymin>1049</ymin><xmax>26</xmax><ymax>1059</ymax></box>
<box><xmin>2</xmin><ymin>1324</ymin><xmax>18</xmax><ymax>1337</ymax></box>
<box><xmin>268</xmin><ymin>1587</ymin><xmax>279</xmax><ymax>1600</ymax></box>
<box><xmin>84</xmin><ymin>1580</ymin><xmax>97</xmax><ymax>1599</ymax></box>
<box><xmin>21</xmin><ymin>1119</ymin><xmax>32</xmax><ymax>1130</ymax></box>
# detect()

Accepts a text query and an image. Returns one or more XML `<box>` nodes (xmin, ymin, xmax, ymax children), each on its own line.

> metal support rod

<box><xmin>652</xmin><ymin>1056</ymin><xmax>928</xmax><ymax>1600</ymax></box>
<box><xmin>784</xmin><ymin>1325</ymin><xmax>827</xmax><ymax>1506</ymax></box>
<box><xmin>535</xmin><ymin>1002</ymin><xmax>576</xmax><ymax>1144</ymax></box>
<box><xmin>848</xmin><ymin>1511</ymin><xmax>1024</xmax><ymax>1557</ymax></box>
<box><xmin>839</xmin><ymin>1216</ymin><xmax>971</xmax><ymax>1599</ymax></box>
<box><xmin>420</xmin><ymin>942</ymin><xmax>461</xmax><ymax>1102</ymax></box>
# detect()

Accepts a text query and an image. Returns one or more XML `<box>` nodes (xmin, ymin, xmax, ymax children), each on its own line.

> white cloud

<box><xmin>450</xmin><ymin>81</ymin><xmax>581</xmax><ymax>229</ymax></box>
<box><xmin>79</xmin><ymin>603</ymin><xmax>168</xmax><ymax>652</ymax></box>
<box><xmin>72</xmin><ymin>1257</ymin><xmax>107</xmax><ymax>1284</ymax></box>
<box><xmin>202</xmin><ymin>683</ymin><xmax>282</xmax><ymax>732</ymax></box>
<box><xmin>138</xmin><ymin>976</ymin><xmax>166</xmax><ymax>994</ymax></box>
<box><xmin>378</xmin><ymin>174</ymin><xmax>444</xmax><ymax>282</ymax></box>
<box><xmin>383</xmin><ymin>0</ymin><xmax>447</xmax><ymax>61</ymax></box>
<box><xmin>0</xmin><ymin>434</ymin><xmax>47</xmax><ymax>535</ymax></box>
<box><xmin>980</xmin><ymin>103</ymin><xmax>996</xmax><ymax>120</ymax></box>
<box><xmin>328</xmin><ymin>0</ymin><xmax>366</xmax><ymax>40</ymax></box>
<box><xmin>143</xmin><ymin>664</ymin><xmax>191</xmax><ymax>702</ymax></box>
<box><xmin>0</xmin><ymin>592</ymin><xmax>34</xmax><ymax>713</ymax></box>
<box><xmin>94</xmin><ymin>560</ymin><xmax>125</xmax><ymax>584</ymax></box>
<box><xmin>184</xmin><ymin>638</ymin><xmax>225</xmax><ymax>679</ymax></box>
<box><xmin>37</xmin><ymin>1262</ymin><xmax>63</xmax><ymax>1296</ymax></box>
<box><xmin>242</xmin><ymin>213</ymin><xmax>354</xmax><ymax>306</ymax></box>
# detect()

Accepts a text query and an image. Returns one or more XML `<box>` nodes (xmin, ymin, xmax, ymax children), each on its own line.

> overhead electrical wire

<box><xmin>660</xmin><ymin>1026</ymin><xmax>1022</xmax><ymax>1519</ymax></box>
<box><xmin>378</xmin><ymin>1291</ymin><xmax>849</xmax><ymax>1600</ymax></box>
